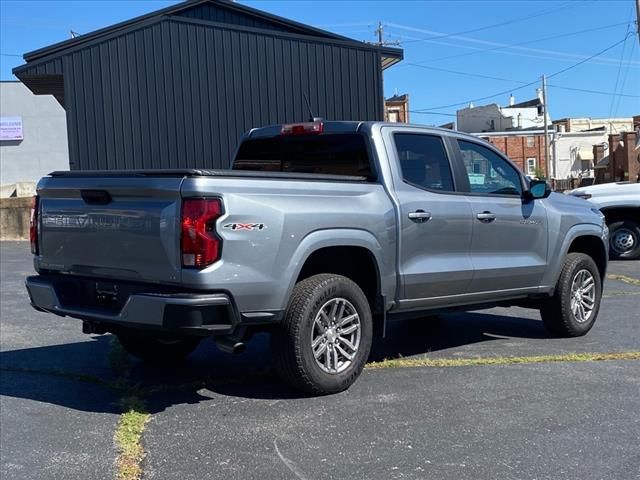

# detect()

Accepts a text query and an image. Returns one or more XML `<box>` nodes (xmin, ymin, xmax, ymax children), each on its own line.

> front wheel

<box><xmin>540</xmin><ymin>252</ymin><xmax>602</xmax><ymax>337</ymax></box>
<box><xmin>117</xmin><ymin>332</ymin><xmax>201</xmax><ymax>363</ymax></box>
<box><xmin>608</xmin><ymin>220</ymin><xmax>640</xmax><ymax>260</ymax></box>
<box><xmin>271</xmin><ymin>274</ymin><xmax>373</xmax><ymax>395</ymax></box>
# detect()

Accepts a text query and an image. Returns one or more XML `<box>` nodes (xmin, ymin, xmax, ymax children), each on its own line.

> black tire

<box><xmin>271</xmin><ymin>274</ymin><xmax>373</xmax><ymax>395</ymax></box>
<box><xmin>607</xmin><ymin>219</ymin><xmax>640</xmax><ymax>260</ymax></box>
<box><xmin>540</xmin><ymin>252</ymin><xmax>602</xmax><ymax>337</ymax></box>
<box><xmin>117</xmin><ymin>332</ymin><xmax>201</xmax><ymax>363</ymax></box>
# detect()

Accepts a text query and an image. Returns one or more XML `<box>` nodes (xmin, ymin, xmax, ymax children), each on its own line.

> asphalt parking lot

<box><xmin>1</xmin><ymin>241</ymin><xmax>639</xmax><ymax>480</ymax></box>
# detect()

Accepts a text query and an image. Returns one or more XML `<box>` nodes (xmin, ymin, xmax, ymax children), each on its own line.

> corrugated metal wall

<box><xmin>20</xmin><ymin>17</ymin><xmax>384</xmax><ymax>170</ymax></box>
<box><xmin>177</xmin><ymin>3</ymin><xmax>307</xmax><ymax>34</ymax></box>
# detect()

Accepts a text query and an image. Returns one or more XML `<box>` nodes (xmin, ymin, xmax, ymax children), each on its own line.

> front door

<box><xmin>383</xmin><ymin>129</ymin><xmax>474</xmax><ymax>309</ymax></box>
<box><xmin>455</xmin><ymin>139</ymin><xmax>548</xmax><ymax>294</ymax></box>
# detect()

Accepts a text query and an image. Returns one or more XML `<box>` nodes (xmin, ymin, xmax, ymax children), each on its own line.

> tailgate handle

<box><xmin>81</xmin><ymin>190</ymin><xmax>112</xmax><ymax>205</ymax></box>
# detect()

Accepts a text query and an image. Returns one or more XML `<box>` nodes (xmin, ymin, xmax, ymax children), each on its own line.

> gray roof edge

<box><xmin>21</xmin><ymin>0</ymin><xmax>395</xmax><ymax>63</ymax></box>
<box><xmin>15</xmin><ymin>14</ymin><xmax>402</xmax><ymax>77</ymax></box>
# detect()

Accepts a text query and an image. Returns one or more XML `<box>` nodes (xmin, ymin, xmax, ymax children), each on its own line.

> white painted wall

<box><xmin>551</xmin><ymin>131</ymin><xmax>608</xmax><ymax>179</ymax></box>
<box><xmin>563</xmin><ymin>117</ymin><xmax>633</xmax><ymax>134</ymax></box>
<box><xmin>0</xmin><ymin>82</ymin><xmax>69</xmax><ymax>190</ymax></box>
<box><xmin>457</xmin><ymin>103</ymin><xmax>549</xmax><ymax>133</ymax></box>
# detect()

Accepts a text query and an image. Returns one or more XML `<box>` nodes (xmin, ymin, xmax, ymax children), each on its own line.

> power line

<box><xmin>404</xmin><ymin>63</ymin><xmax>525</xmax><ymax>84</ymax></box>
<box><xmin>609</xmin><ymin>13</ymin><xmax>634</xmax><ymax>118</ymax></box>
<box><xmin>403</xmin><ymin>62</ymin><xmax>640</xmax><ymax>98</ymax></box>
<box><xmin>547</xmin><ymin>33</ymin><xmax>634</xmax><ymax>79</ymax></box>
<box><xmin>412</xmin><ymin>34</ymin><xmax>635</xmax><ymax>112</ymax></box>
<box><xmin>0</xmin><ymin>53</ymin><xmax>22</xmax><ymax>57</ymax></box>
<box><xmin>613</xmin><ymin>38</ymin><xmax>639</xmax><ymax>116</ymax></box>
<box><xmin>389</xmin><ymin>22</ymin><xmax>637</xmax><ymax>66</ymax></box>
<box><xmin>399</xmin><ymin>1</ymin><xmax>575</xmax><ymax>44</ymax></box>
<box><xmin>406</xmin><ymin>21</ymin><xmax>631</xmax><ymax>66</ymax></box>
<box><xmin>548</xmin><ymin>85</ymin><xmax>640</xmax><ymax>98</ymax></box>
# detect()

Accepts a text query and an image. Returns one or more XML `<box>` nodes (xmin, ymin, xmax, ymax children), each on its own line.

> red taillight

<box><xmin>281</xmin><ymin>121</ymin><xmax>324</xmax><ymax>135</ymax></box>
<box><xmin>30</xmin><ymin>195</ymin><xmax>39</xmax><ymax>255</ymax></box>
<box><xmin>181</xmin><ymin>198</ymin><xmax>223</xmax><ymax>268</ymax></box>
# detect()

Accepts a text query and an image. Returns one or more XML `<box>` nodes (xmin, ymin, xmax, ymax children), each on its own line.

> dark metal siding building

<box><xmin>13</xmin><ymin>0</ymin><xmax>402</xmax><ymax>170</ymax></box>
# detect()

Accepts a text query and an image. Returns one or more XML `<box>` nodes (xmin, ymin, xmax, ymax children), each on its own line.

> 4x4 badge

<box><xmin>223</xmin><ymin>223</ymin><xmax>266</xmax><ymax>231</ymax></box>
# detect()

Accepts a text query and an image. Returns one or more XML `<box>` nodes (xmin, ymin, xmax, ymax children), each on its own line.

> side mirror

<box><xmin>524</xmin><ymin>179</ymin><xmax>551</xmax><ymax>200</ymax></box>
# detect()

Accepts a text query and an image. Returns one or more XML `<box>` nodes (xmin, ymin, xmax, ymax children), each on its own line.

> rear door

<box><xmin>382</xmin><ymin>128</ymin><xmax>474</xmax><ymax>309</ymax></box>
<box><xmin>453</xmin><ymin>138</ymin><xmax>548</xmax><ymax>293</ymax></box>
<box><xmin>37</xmin><ymin>175</ymin><xmax>184</xmax><ymax>284</ymax></box>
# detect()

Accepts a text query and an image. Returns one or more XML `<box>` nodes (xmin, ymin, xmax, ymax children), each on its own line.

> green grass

<box><xmin>366</xmin><ymin>351</ymin><xmax>640</xmax><ymax>369</ymax></box>
<box><xmin>115</xmin><ymin>397</ymin><xmax>151</xmax><ymax>480</ymax></box>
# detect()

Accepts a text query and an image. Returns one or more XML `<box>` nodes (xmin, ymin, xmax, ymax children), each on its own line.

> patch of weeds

<box><xmin>607</xmin><ymin>274</ymin><xmax>640</xmax><ymax>287</ymax></box>
<box><xmin>366</xmin><ymin>351</ymin><xmax>640</xmax><ymax>369</ymax></box>
<box><xmin>115</xmin><ymin>396</ymin><xmax>151</xmax><ymax>480</ymax></box>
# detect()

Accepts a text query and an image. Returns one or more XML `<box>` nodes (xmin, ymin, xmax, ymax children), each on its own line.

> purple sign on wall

<box><xmin>0</xmin><ymin>117</ymin><xmax>24</xmax><ymax>140</ymax></box>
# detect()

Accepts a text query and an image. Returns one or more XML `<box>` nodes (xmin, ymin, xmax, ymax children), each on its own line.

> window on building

<box><xmin>393</xmin><ymin>133</ymin><xmax>455</xmax><ymax>192</ymax></box>
<box><xmin>526</xmin><ymin>157</ymin><xmax>537</xmax><ymax>176</ymax></box>
<box><xmin>458</xmin><ymin>140</ymin><xmax>523</xmax><ymax>196</ymax></box>
<box><xmin>526</xmin><ymin>136</ymin><xmax>535</xmax><ymax>147</ymax></box>
<box><xmin>387</xmin><ymin>110</ymin><xmax>399</xmax><ymax>123</ymax></box>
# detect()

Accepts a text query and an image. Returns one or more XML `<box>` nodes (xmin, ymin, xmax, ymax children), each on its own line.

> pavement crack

<box><xmin>274</xmin><ymin>439</ymin><xmax>310</xmax><ymax>480</ymax></box>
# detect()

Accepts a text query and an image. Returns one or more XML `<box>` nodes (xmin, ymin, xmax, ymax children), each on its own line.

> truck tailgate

<box><xmin>37</xmin><ymin>175</ymin><xmax>184</xmax><ymax>284</ymax></box>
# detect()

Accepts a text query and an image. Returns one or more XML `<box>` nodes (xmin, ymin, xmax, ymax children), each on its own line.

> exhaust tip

<box><xmin>215</xmin><ymin>338</ymin><xmax>245</xmax><ymax>355</ymax></box>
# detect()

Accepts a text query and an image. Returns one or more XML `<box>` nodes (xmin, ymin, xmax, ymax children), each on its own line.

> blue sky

<box><xmin>1</xmin><ymin>0</ymin><xmax>638</xmax><ymax>125</ymax></box>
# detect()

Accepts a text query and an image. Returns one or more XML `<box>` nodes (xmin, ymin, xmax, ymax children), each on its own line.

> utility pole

<box><xmin>370</xmin><ymin>21</ymin><xmax>401</xmax><ymax>47</ymax></box>
<box><xmin>542</xmin><ymin>74</ymin><xmax>551</xmax><ymax>179</ymax></box>
<box><xmin>635</xmin><ymin>0</ymin><xmax>640</xmax><ymax>46</ymax></box>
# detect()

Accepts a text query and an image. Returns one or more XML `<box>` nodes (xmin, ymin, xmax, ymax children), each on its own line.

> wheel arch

<box><xmin>567</xmin><ymin>235</ymin><xmax>607</xmax><ymax>281</ymax></box>
<box><xmin>543</xmin><ymin>224</ymin><xmax>608</xmax><ymax>289</ymax></box>
<box><xmin>284</xmin><ymin>229</ymin><xmax>392</xmax><ymax>335</ymax></box>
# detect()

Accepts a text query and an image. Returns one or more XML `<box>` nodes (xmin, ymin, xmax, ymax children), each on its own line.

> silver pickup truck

<box><xmin>26</xmin><ymin>121</ymin><xmax>608</xmax><ymax>394</ymax></box>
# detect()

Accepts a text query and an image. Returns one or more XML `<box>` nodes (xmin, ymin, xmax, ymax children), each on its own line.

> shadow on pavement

<box><xmin>0</xmin><ymin>309</ymin><xmax>550</xmax><ymax>412</ymax></box>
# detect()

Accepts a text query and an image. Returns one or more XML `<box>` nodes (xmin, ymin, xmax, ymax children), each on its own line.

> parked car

<box><xmin>26</xmin><ymin>121</ymin><xmax>608</xmax><ymax>394</ymax></box>
<box><xmin>568</xmin><ymin>182</ymin><xmax>640</xmax><ymax>260</ymax></box>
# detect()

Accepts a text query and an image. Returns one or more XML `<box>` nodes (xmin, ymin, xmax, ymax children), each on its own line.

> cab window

<box><xmin>458</xmin><ymin>140</ymin><xmax>523</xmax><ymax>196</ymax></box>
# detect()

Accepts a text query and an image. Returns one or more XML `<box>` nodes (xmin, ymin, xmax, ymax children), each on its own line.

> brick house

<box><xmin>476</xmin><ymin>131</ymin><xmax>547</xmax><ymax>177</ymax></box>
<box><xmin>385</xmin><ymin>94</ymin><xmax>409</xmax><ymax>123</ymax></box>
<box><xmin>594</xmin><ymin>131</ymin><xmax>640</xmax><ymax>183</ymax></box>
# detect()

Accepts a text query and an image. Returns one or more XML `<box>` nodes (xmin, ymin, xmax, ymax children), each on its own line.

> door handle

<box><xmin>476</xmin><ymin>211</ymin><xmax>496</xmax><ymax>223</ymax></box>
<box><xmin>408</xmin><ymin>210</ymin><xmax>432</xmax><ymax>223</ymax></box>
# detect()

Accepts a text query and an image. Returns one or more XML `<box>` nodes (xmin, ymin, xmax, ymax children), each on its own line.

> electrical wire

<box><xmin>403</xmin><ymin>63</ymin><xmax>640</xmax><ymax>98</ymax></box>
<box><xmin>411</xmin><ymin>34</ymin><xmax>636</xmax><ymax>113</ymax></box>
<box><xmin>406</xmin><ymin>21</ymin><xmax>631</xmax><ymax>66</ymax></box>
<box><xmin>399</xmin><ymin>1</ymin><xmax>575</xmax><ymax>44</ymax></box>
<box><xmin>613</xmin><ymin>40</ymin><xmax>639</xmax><ymax>117</ymax></box>
<box><xmin>389</xmin><ymin>22</ymin><xmax>636</xmax><ymax>66</ymax></box>
<box><xmin>608</xmin><ymin>12</ymin><xmax>635</xmax><ymax>118</ymax></box>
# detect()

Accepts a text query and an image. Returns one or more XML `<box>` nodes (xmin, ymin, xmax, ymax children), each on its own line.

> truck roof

<box><xmin>246</xmin><ymin>121</ymin><xmax>481</xmax><ymax>141</ymax></box>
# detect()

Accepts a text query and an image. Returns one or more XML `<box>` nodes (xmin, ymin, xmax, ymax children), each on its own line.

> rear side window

<box><xmin>393</xmin><ymin>133</ymin><xmax>454</xmax><ymax>192</ymax></box>
<box><xmin>234</xmin><ymin>134</ymin><xmax>373</xmax><ymax>179</ymax></box>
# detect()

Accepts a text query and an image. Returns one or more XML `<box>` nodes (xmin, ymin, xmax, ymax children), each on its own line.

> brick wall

<box><xmin>608</xmin><ymin>131</ymin><xmax>639</xmax><ymax>182</ymax></box>
<box><xmin>483</xmin><ymin>134</ymin><xmax>547</xmax><ymax>177</ymax></box>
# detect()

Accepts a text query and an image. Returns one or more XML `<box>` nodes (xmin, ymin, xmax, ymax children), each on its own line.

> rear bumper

<box><xmin>25</xmin><ymin>275</ymin><xmax>279</xmax><ymax>336</ymax></box>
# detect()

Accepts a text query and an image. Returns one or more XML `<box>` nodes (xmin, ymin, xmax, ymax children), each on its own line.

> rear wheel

<box><xmin>608</xmin><ymin>219</ymin><xmax>640</xmax><ymax>260</ymax></box>
<box><xmin>540</xmin><ymin>253</ymin><xmax>602</xmax><ymax>337</ymax></box>
<box><xmin>117</xmin><ymin>332</ymin><xmax>201</xmax><ymax>362</ymax></box>
<box><xmin>271</xmin><ymin>274</ymin><xmax>373</xmax><ymax>395</ymax></box>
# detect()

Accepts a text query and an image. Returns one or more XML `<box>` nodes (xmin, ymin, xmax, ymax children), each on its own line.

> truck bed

<box><xmin>48</xmin><ymin>169</ymin><xmax>367</xmax><ymax>182</ymax></box>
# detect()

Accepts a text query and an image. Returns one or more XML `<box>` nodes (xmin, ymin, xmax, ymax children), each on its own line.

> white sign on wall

<box><xmin>0</xmin><ymin>117</ymin><xmax>24</xmax><ymax>140</ymax></box>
